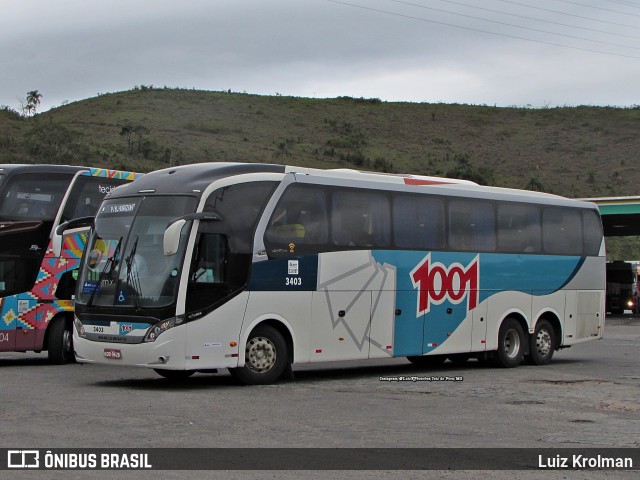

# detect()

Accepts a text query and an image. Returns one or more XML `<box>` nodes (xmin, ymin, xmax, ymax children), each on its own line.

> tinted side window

<box><xmin>393</xmin><ymin>195</ymin><xmax>445</xmax><ymax>249</ymax></box>
<box><xmin>332</xmin><ymin>190</ymin><xmax>390</xmax><ymax>248</ymax></box>
<box><xmin>497</xmin><ymin>204</ymin><xmax>541</xmax><ymax>253</ymax></box>
<box><xmin>0</xmin><ymin>173</ymin><xmax>74</xmax><ymax>220</ymax></box>
<box><xmin>543</xmin><ymin>208</ymin><xmax>582</xmax><ymax>255</ymax></box>
<box><xmin>61</xmin><ymin>176</ymin><xmax>130</xmax><ymax>222</ymax></box>
<box><xmin>203</xmin><ymin>182</ymin><xmax>277</xmax><ymax>254</ymax></box>
<box><xmin>582</xmin><ymin>209</ymin><xmax>603</xmax><ymax>256</ymax></box>
<box><xmin>264</xmin><ymin>185</ymin><xmax>328</xmax><ymax>256</ymax></box>
<box><xmin>448</xmin><ymin>199</ymin><xmax>495</xmax><ymax>252</ymax></box>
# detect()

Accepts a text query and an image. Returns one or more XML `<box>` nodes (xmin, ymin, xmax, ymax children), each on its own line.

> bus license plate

<box><xmin>104</xmin><ymin>348</ymin><xmax>122</xmax><ymax>360</ymax></box>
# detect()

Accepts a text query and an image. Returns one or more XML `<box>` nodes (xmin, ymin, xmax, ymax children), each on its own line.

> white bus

<box><xmin>67</xmin><ymin>163</ymin><xmax>605</xmax><ymax>384</ymax></box>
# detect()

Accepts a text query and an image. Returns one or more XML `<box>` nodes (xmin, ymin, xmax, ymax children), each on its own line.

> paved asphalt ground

<box><xmin>1</xmin><ymin>316</ymin><xmax>638</xmax><ymax>479</ymax></box>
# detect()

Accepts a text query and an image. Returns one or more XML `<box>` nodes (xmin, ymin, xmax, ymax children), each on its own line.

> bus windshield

<box><xmin>0</xmin><ymin>173</ymin><xmax>73</xmax><ymax>221</ymax></box>
<box><xmin>77</xmin><ymin>196</ymin><xmax>196</xmax><ymax>309</ymax></box>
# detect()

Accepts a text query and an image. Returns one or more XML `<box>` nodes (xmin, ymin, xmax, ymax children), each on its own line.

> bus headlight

<box><xmin>74</xmin><ymin>318</ymin><xmax>86</xmax><ymax>338</ymax></box>
<box><xmin>143</xmin><ymin>316</ymin><xmax>184</xmax><ymax>342</ymax></box>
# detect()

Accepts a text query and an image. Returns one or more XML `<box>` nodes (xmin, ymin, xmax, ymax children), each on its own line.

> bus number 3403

<box><xmin>286</xmin><ymin>277</ymin><xmax>302</xmax><ymax>286</ymax></box>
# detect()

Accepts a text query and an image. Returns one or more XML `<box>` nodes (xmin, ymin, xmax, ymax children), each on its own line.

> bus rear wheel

<box><xmin>494</xmin><ymin>318</ymin><xmax>525</xmax><ymax>368</ymax></box>
<box><xmin>48</xmin><ymin>317</ymin><xmax>75</xmax><ymax>364</ymax></box>
<box><xmin>527</xmin><ymin>319</ymin><xmax>556</xmax><ymax>366</ymax></box>
<box><xmin>229</xmin><ymin>325</ymin><xmax>288</xmax><ymax>385</ymax></box>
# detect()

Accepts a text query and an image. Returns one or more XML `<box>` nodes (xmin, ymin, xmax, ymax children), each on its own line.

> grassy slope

<box><xmin>1</xmin><ymin>87</ymin><xmax>639</xmax><ymax>257</ymax></box>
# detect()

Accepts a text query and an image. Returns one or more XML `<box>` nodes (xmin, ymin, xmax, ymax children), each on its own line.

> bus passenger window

<box><xmin>393</xmin><ymin>195</ymin><xmax>445</xmax><ymax>249</ymax></box>
<box><xmin>265</xmin><ymin>185</ymin><xmax>328</xmax><ymax>255</ymax></box>
<box><xmin>497</xmin><ymin>204</ymin><xmax>541</xmax><ymax>253</ymax></box>
<box><xmin>331</xmin><ymin>190</ymin><xmax>390</xmax><ymax>248</ymax></box>
<box><xmin>583</xmin><ymin>209</ymin><xmax>603</xmax><ymax>256</ymax></box>
<box><xmin>543</xmin><ymin>208</ymin><xmax>582</xmax><ymax>255</ymax></box>
<box><xmin>448</xmin><ymin>199</ymin><xmax>495</xmax><ymax>252</ymax></box>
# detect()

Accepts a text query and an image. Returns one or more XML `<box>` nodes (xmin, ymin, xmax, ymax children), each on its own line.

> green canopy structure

<box><xmin>583</xmin><ymin>197</ymin><xmax>640</xmax><ymax>237</ymax></box>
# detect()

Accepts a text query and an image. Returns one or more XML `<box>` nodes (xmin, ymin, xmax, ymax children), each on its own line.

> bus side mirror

<box><xmin>163</xmin><ymin>212</ymin><xmax>222</xmax><ymax>256</ymax></box>
<box><xmin>52</xmin><ymin>216</ymin><xmax>95</xmax><ymax>257</ymax></box>
<box><xmin>164</xmin><ymin>219</ymin><xmax>187</xmax><ymax>256</ymax></box>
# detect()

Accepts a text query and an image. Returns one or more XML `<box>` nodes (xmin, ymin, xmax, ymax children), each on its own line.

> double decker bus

<box><xmin>69</xmin><ymin>163</ymin><xmax>605</xmax><ymax>384</ymax></box>
<box><xmin>0</xmin><ymin>165</ymin><xmax>141</xmax><ymax>363</ymax></box>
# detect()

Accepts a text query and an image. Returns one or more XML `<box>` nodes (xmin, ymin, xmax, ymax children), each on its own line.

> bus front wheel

<box><xmin>48</xmin><ymin>317</ymin><xmax>75</xmax><ymax>364</ymax></box>
<box><xmin>230</xmin><ymin>325</ymin><xmax>288</xmax><ymax>385</ymax></box>
<box><xmin>494</xmin><ymin>318</ymin><xmax>525</xmax><ymax>368</ymax></box>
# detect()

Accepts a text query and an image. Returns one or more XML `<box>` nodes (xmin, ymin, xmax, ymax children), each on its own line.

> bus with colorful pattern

<box><xmin>0</xmin><ymin>165</ymin><xmax>141</xmax><ymax>363</ymax></box>
<box><xmin>69</xmin><ymin>163</ymin><xmax>605</xmax><ymax>383</ymax></box>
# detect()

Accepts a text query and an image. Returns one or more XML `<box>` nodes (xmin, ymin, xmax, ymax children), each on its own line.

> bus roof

<box><xmin>0</xmin><ymin>164</ymin><xmax>86</xmax><ymax>176</ymax></box>
<box><xmin>104</xmin><ymin>162</ymin><xmax>479</xmax><ymax>197</ymax></box>
<box><xmin>102</xmin><ymin>162</ymin><xmax>598</xmax><ymax>211</ymax></box>
<box><xmin>107</xmin><ymin>163</ymin><xmax>287</xmax><ymax>197</ymax></box>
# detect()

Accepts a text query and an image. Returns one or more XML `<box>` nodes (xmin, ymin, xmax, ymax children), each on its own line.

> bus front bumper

<box><xmin>73</xmin><ymin>328</ymin><xmax>187</xmax><ymax>370</ymax></box>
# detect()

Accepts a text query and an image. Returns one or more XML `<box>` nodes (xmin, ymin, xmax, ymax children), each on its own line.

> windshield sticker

<box><xmin>82</xmin><ymin>281</ymin><xmax>99</xmax><ymax>294</ymax></box>
<box><xmin>100</xmin><ymin>202</ymin><xmax>137</xmax><ymax>216</ymax></box>
<box><xmin>17</xmin><ymin>192</ymin><xmax>52</xmax><ymax>202</ymax></box>
<box><xmin>116</xmin><ymin>289</ymin><xmax>128</xmax><ymax>304</ymax></box>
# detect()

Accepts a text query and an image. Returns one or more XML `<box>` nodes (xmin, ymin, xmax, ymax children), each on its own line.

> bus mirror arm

<box><xmin>52</xmin><ymin>216</ymin><xmax>95</xmax><ymax>257</ymax></box>
<box><xmin>163</xmin><ymin>212</ymin><xmax>221</xmax><ymax>256</ymax></box>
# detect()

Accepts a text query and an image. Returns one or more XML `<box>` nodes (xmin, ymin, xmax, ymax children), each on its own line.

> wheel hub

<box><xmin>504</xmin><ymin>328</ymin><xmax>521</xmax><ymax>359</ymax></box>
<box><xmin>246</xmin><ymin>336</ymin><xmax>276</xmax><ymax>373</ymax></box>
<box><xmin>535</xmin><ymin>329</ymin><xmax>552</xmax><ymax>356</ymax></box>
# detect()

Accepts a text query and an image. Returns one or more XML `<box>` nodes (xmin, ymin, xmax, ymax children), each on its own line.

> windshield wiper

<box><xmin>85</xmin><ymin>236</ymin><xmax>122</xmax><ymax>310</ymax></box>
<box><xmin>123</xmin><ymin>236</ymin><xmax>143</xmax><ymax>311</ymax></box>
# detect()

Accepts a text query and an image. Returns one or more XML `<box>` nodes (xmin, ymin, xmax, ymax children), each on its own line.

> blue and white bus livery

<box><xmin>69</xmin><ymin>163</ymin><xmax>605</xmax><ymax>384</ymax></box>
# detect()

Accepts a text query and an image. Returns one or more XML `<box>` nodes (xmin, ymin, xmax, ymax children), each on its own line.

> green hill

<box><xmin>1</xmin><ymin>86</ymin><xmax>639</xmax><ymax>257</ymax></box>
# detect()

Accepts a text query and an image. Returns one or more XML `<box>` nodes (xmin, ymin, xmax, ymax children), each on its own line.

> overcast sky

<box><xmin>1</xmin><ymin>0</ymin><xmax>640</xmax><ymax>112</ymax></box>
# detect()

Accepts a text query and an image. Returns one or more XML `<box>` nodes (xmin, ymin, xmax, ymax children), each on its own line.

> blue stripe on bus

<box><xmin>371</xmin><ymin>251</ymin><xmax>583</xmax><ymax>355</ymax></box>
<box><xmin>248</xmin><ymin>251</ymin><xmax>583</xmax><ymax>356</ymax></box>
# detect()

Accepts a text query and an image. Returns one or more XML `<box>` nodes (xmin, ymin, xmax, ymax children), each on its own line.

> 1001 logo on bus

<box><xmin>410</xmin><ymin>254</ymin><xmax>480</xmax><ymax>316</ymax></box>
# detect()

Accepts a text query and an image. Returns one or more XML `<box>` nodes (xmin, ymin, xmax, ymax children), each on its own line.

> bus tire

<box><xmin>528</xmin><ymin>319</ymin><xmax>556</xmax><ymax>366</ymax></box>
<box><xmin>154</xmin><ymin>369</ymin><xmax>195</xmax><ymax>380</ymax></box>
<box><xmin>494</xmin><ymin>317</ymin><xmax>525</xmax><ymax>368</ymax></box>
<box><xmin>407</xmin><ymin>355</ymin><xmax>446</xmax><ymax>367</ymax></box>
<box><xmin>47</xmin><ymin>317</ymin><xmax>75</xmax><ymax>365</ymax></box>
<box><xmin>230</xmin><ymin>325</ymin><xmax>288</xmax><ymax>385</ymax></box>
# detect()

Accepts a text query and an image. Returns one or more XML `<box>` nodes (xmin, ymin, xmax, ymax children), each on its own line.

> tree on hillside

<box><xmin>26</xmin><ymin>90</ymin><xmax>42</xmax><ymax>116</ymax></box>
<box><xmin>134</xmin><ymin>125</ymin><xmax>150</xmax><ymax>152</ymax></box>
<box><xmin>120</xmin><ymin>124</ymin><xmax>134</xmax><ymax>150</ymax></box>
